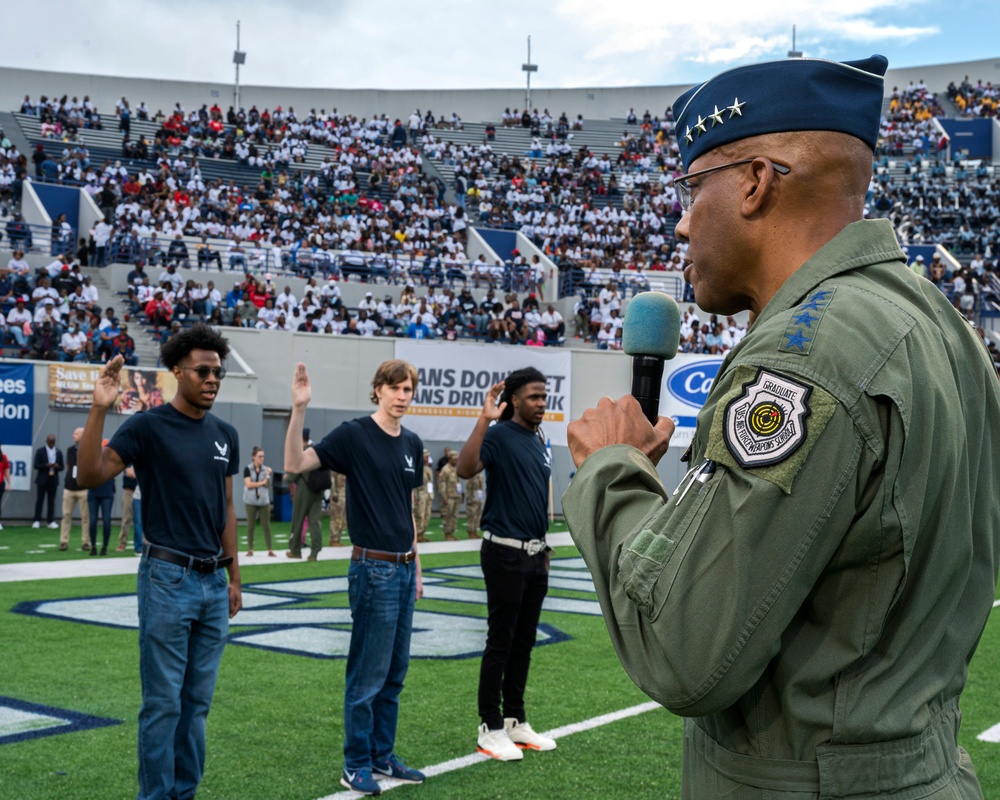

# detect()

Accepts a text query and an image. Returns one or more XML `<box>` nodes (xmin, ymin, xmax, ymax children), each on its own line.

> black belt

<box><xmin>352</xmin><ymin>545</ymin><xmax>416</xmax><ymax>564</ymax></box>
<box><xmin>145</xmin><ymin>544</ymin><xmax>233</xmax><ymax>574</ymax></box>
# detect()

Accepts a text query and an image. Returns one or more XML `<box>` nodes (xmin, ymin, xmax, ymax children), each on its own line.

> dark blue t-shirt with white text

<box><xmin>480</xmin><ymin>420</ymin><xmax>550</xmax><ymax>540</ymax></box>
<box><xmin>313</xmin><ymin>416</ymin><xmax>423</xmax><ymax>552</ymax></box>
<box><xmin>108</xmin><ymin>403</ymin><xmax>239</xmax><ymax>557</ymax></box>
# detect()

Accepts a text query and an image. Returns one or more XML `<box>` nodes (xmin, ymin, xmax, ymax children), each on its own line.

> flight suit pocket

<box><xmin>619</xmin><ymin>479</ymin><xmax>720</xmax><ymax>620</ymax></box>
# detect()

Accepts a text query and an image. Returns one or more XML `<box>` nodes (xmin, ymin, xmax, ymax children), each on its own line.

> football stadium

<box><xmin>1</xmin><ymin>7</ymin><xmax>1000</xmax><ymax>799</ymax></box>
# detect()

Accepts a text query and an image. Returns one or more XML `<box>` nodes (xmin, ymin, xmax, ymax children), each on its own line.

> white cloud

<box><xmin>0</xmin><ymin>0</ymin><xmax>950</xmax><ymax>93</ymax></box>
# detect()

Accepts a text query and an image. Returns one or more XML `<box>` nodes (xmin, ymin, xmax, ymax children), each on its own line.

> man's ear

<box><xmin>741</xmin><ymin>157</ymin><xmax>781</xmax><ymax>217</ymax></box>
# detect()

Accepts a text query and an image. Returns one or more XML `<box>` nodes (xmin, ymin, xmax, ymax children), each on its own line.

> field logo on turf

<box><xmin>14</xmin><ymin>558</ymin><xmax>601</xmax><ymax>661</ymax></box>
<box><xmin>0</xmin><ymin>696</ymin><xmax>121</xmax><ymax>745</ymax></box>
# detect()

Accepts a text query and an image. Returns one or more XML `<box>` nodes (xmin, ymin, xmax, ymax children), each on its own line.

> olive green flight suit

<box><xmin>564</xmin><ymin>221</ymin><xmax>1000</xmax><ymax>799</ymax></box>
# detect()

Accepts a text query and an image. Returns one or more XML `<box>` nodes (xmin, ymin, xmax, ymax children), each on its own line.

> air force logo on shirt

<box><xmin>404</xmin><ymin>454</ymin><xmax>415</xmax><ymax>474</ymax></box>
<box><xmin>214</xmin><ymin>440</ymin><xmax>230</xmax><ymax>464</ymax></box>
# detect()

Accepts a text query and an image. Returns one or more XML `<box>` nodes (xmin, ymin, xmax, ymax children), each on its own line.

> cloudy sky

<box><xmin>2</xmin><ymin>0</ymin><xmax>998</xmax><ymax>90</ymax></box>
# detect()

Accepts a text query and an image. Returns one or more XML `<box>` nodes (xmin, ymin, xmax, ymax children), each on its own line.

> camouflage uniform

<box><xmin>464</xmin><ymin>472</ymin><xmax>484</xmax><ymax>539</ymax></box>
<box><xmin>414</xmin><ymin>453</ymin><xmax>432</xmax><ymax>543</ymax></box>
<box><xmin>438</xmin><ymin>461</ymin><xmax>460</xmax><ymax>541</ymax></box>
<box><xmin>328</xmin><ymin>471</ymin><xmax>347</xmax><ymax>546</ymax></box>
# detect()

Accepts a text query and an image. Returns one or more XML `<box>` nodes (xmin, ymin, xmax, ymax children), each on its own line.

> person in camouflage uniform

<box><xmin>438</xmin><ymin>450</ymin><xmax>461</xmax><ymax>542</ymax></box>
<box><xmin>464</xmin><ymin>471</ymin><xmax>484</xmax><ymax>539</ymax></box>
<box><xmin>414</xmin><ymin>450</ymin><xmax>432</xmax><ymax>543</ymax></box>
<box><xmin>328</xmin><ymin>471</ymin><xmax>347</xmax><ymax>546</ymax></box>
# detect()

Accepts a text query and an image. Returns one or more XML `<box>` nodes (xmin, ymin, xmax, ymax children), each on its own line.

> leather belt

<box><xmin>352</xmin><ymin>544</ymin><xmax>416</xmax><ymax>564</ymax></box>
<box><xmin>145</xmin><ymin>544</ymin><xmax>233</xmax><ymax>573</ymax></box>
<box><xmin>482</xmin><ymin>531</ymin><xmax>549</xmax><ymax>556</ymax></box>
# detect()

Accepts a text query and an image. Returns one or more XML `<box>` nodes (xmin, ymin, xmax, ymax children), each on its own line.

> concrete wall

<box><xmin>0</xmin><ymin>362</ymin><xmax>261</xmax><ymax>524</ymax></box>
<box><xmin>0</xmin><ymin>330</ymin><xmax>687</xmax><ymax>523</ymax></box>
<box><xmin>19</xmin><ymin>181</ymin><xmax>52</xmax><ymax>252</ymax></box>
<box><xmin>78</xmin><ymin>189</ymin><xmax>104</xmax><ymax>243</ymax></box>
<box><xmin>4</xmin><ymin>58</ymin><xmax>1000</xmax><ymax>124</ymax></box>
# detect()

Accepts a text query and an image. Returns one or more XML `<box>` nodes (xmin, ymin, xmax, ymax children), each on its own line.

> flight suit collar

<box><xmin>755</xmin><ymin>219</ymin><xmax>907</xmax><ymax>331</ymax></box>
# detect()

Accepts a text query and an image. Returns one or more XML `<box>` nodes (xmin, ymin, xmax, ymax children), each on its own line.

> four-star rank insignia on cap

<box><xmin>722</xmin><ymin>368</ymin><xmax>811</xmax><ymax>468</ymax></box>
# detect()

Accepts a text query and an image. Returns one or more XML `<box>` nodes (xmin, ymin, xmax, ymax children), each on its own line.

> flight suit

<box><xmin>564</xmin><ymin>220</ymin><xmax>1000</xmax><ymax>799</ymax></box>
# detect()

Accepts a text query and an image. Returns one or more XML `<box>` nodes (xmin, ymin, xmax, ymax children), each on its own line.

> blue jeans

<box><xmin>136</xmin><ymin>554</ymin><xmax>229</xmax><ymax>800</ymax></box>
<box><xmin>343</xmin><ymin>555</ymin><xmax>417</xmax><ymax>771</ymax></box>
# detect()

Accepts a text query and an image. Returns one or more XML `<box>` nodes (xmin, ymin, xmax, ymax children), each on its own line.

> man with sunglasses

<box><xmin>78</xmin><ymin>323</ymin><xmax>241</xmax><ymax>800</ymax></box>
<box><xmin>565</xmin><ymin>55</ymin><xmax>1000</xmax><ymax>797</ymax></box>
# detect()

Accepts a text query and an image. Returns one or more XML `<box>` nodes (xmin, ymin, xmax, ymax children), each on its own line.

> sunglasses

<box><xmin>179</xmin><ymin>366</ymin><xmax>226</xmax><ymax>380</ymax></box>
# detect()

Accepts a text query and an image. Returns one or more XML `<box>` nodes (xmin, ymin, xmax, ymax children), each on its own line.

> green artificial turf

<box><xmin>0</xmin><ymin>523</ymin><xmax>997</xmax><ymax>800</ymax></box>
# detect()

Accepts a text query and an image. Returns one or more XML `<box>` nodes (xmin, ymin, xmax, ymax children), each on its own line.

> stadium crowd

<box><xmin>3</xmin><ymin>80</ymin><xmax>999</xmax><ymax>359</ymax></box>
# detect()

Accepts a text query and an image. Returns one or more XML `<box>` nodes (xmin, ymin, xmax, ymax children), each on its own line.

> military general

<box><xmin>564</xmin><ymin>54</ymin><xmax>1000</xmax><ymax>799</ymax></box>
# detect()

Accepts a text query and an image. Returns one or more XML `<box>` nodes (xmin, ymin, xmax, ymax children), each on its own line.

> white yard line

<box><xmin>315</xmin><ymin>701</ymin><xmax>661</xmax><ymax>800</ymax></box>
<box><xmin>0</xmin><ymin>532</ymin><xmax>576</xmax><ymax>583</ymax></box>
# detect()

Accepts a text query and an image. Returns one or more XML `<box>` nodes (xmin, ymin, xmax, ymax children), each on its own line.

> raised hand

<box><xmin>481</xmin><ymin>381</ymin><xmax>506</xmax><ymax>421</ymax></box>
<box><xmin>291</xmin><ymin>362</ymin><xmax>311</xmax><ymax>409</ymax></box>
<box><xmin>94</xmin><ymin>355</ymin><xmax>125</xmax><ymax>410</ymax></box>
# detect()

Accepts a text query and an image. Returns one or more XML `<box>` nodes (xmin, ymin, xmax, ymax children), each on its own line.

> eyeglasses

<box><xmin>673</xmin><ymin>158</ymin><xmax>791</xmax><ymax>213</ymax></box>
<box><xmin>179</xmin><ymin>366</ymin><xmax>226</xmax><ymax>380</ymax></box>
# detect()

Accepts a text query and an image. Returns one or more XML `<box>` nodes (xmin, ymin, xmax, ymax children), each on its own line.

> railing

<box><xmin>2</xmin><ymin>219</ymin><xmax>78</xmax><ymax>257</ymax></box>
<box><xmin>124</xmin><ymin>237</ymin><xmax>546</xmax><ymax>293</ymax></box>
<box><xmin>556</xmin><ymin>264</ymin><xmax>685</xmax><ymax>301</ymax></box>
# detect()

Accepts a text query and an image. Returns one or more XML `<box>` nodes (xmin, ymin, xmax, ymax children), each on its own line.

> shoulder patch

<box><xmin>779</xmin><ymin>287</ymin><xmax>835</xmax><ymax>355</ymax></box>
<box><xmin>705</xmin><ymin>365</ymin><xmax>838</xmax><ymax>493</ymax></box>
<box><xmin>722</xmin><ymin>368</ymin><xmax>811</xmax><ymax>467</ymax></box>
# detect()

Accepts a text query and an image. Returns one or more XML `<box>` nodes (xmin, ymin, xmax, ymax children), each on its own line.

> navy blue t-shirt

<box><xmin>108</xmin><ymin>403</ymin><xmax>240</xmax><ymax>557</ymax></box>
<box><xmin>313</xmin><ymin>416</ymin><xmax>422</xmax><ymax>553</ymax></box>
<box><xmin>480</xmin><ymin>420</ymin><xmax>550</xmax><ymax>540</ymax></box>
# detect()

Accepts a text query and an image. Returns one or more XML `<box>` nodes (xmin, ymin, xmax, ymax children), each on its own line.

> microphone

<box><xmin>622</xmin><ymin>292</ymin><xmax>682</xmax><ymax>424</ymax></box>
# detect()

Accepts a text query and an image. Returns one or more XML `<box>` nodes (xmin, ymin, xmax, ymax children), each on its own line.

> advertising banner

<box><xmin>0</xmin><ymin>364</ymin><xmax>34</xmax><ymax>490</ymax></box>
<box><xmin>395</xmin><ymin>341</ymin><xmax>572</xmax><ymax>446</ymax></box>
<box><xmin>48</xmin><ymin>365</ymin><xmax>177</xmax><ymax>413</ymax></box>
<box><xmin>661</xmin><ymin>354</ymin><xmax>725</xmax><ymax>449</ymax></box>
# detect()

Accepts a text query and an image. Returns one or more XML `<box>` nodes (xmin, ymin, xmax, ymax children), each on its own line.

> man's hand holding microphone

<box><xmin>568</xmin><ymin>292</ymin><xmax>681</xmax><ymax>468</ymax></box>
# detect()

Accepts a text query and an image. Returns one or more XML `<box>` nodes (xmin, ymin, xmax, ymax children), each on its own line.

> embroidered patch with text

<box><xmin>723</xmin><ymin>368</ymin><xmax>811</xmax><ymax>468</ymax></box>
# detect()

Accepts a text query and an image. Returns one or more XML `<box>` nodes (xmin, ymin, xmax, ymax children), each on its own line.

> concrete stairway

<box><xmin>84</xmin><ymin>266</ymin><xmax>161</xmax><ymax>367</ymax></box>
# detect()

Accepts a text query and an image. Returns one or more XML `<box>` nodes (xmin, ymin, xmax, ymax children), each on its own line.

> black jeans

<box><xmin>478</xmin><ymin>539</ymin><xmax>549</xmax><ymax>729</ymax></box>
<box><xmin>33</xmin><ymin>481</ymin><xmax>57</xmax><ymax>523</ymax></box>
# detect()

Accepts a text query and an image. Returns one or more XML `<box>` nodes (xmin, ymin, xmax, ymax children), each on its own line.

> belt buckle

<box><xmin>526</xmin><ymin>539</ymin><xmax>546</xmax><ymax>556</ymax></box>
<box><xmin>403</xmin><ymin>550</ymin><xmax>414</xmax><ymax>564</ymax></box>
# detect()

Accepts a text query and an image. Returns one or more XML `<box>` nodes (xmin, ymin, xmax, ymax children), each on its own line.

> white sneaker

<box><xmin>477</xmin><ymin>723</ymin><xmax>523</xmax><ymax>761</ymax></box>
<box><xmin>0</xmin><ymin>522</ymin><xmax>4</xmax><ymax>530</ymax></box>
<box><xmin>31</xmin><ymin>521</ymin><xmax>40</xmax><ymax>529</ymax></box>
<box><xmin>504</xmin><ymin>719</ymin><xmax>557</xmax><ymax>751</ymax></box>
<box><xmin>47</xmin><ymin>522</ymin><xmax>58</xmax><ymax>529</ymax></box>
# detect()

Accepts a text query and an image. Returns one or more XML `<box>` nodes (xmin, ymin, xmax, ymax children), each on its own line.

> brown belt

<box><xmin>352</xmin><ymin>544</ymin><xmax>416</xmax><ymax>564</ymax></box>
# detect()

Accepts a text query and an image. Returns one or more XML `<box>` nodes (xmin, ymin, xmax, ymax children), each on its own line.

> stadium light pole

<box><xmin>522</xmin><ymin>36</ymin><xmax>538</xmax><ymax>112</ymax></box>
<box><xmin>233</xmin><ymin>20</ymin><xmax>247</xmax><ymax>113</ymax></box>
<box><xmin>787</xmin><ymin>25</ymin><xmax>802</xmax><ymax>58</ymax></box>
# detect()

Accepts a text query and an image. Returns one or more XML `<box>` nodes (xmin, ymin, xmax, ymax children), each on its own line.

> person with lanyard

<box><xmin>243</xmin><ymin>446</ymin><xmax>274</xmax><ymax>557</ymax></box>
<box><xmin>77</xmin><ymin>323</ymin><xmax>241</xmax><ymax>800</ymax></box>
<box><xmin>457</xmin><ymin>367</ymin><xmax>557</xmax><ymax>761</ymax></box>
<box><xmin>284</xmin><ymin>358</ymin><xmax>426</xmax><ymax>797</ymax></box>
<box><xmin>562</xmin><ymin>55</ymin><xmax>1000</xmax><ymax>797</ymax></box>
